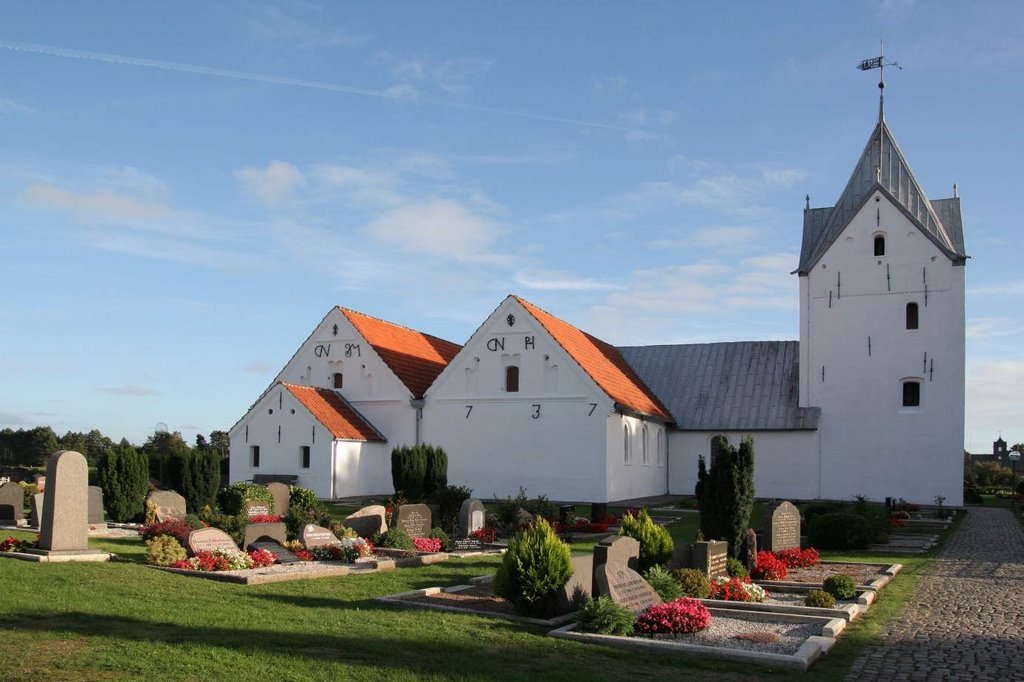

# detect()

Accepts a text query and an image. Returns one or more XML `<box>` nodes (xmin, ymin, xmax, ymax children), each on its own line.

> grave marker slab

<box><xmin>691</xmin><ymin>540</ymin><xmax>729</xmax><ymax>579</ymax></box>
<box><xmin>302</xmin><ymin>524</ymin><xmax>340</xmax><ymax>548</ymax></box>
<box><xmin>87</xmin><ymin>486</ymin><xmax>106</xmax><ymax>526</ymax></box>
<box><xmin>248</xmin><ymin>539</ymin><xmax>300</xmax><ymax>564</ymax></box>
<box><xmin>457</xmin><ymin>498</ymin><xmax>486</xmax><ymax>537</ymax></box>
<box><xmin>266</xmin><ymin>482</ymin><xmax>290</xmax><ymax>517</ymax></box>
<box><xmin>341</xmin><ymin>505</ymin><xmax>387</xmax><ymax>538</ymax></box>
<box><xmin>451</xmin><ymin>537</ymin><xmax>485</xmax><ymax>552</ymax></box>
<box><xmin>243</xmin><ymin>521</ymin><xmax>287</xmax><ymax>549</ymax></box>
<box><xmin>245</xmin><ymin>500</ymin><xmax>273</xmax><ymax>518</ymax></box>
<box><xmin>188</xmin><ymin>527</ymin><xmax>240</xmax><ymax>555</ymax></box>
<box><xmin>147</xmin><ymin>491</ymin><xmax>186</xmax><ymax>523</ymax></box>
<box><xmin>764</xmin><ymin>501</ymin><xmax>801</xmax><ymax>552</ymax></box>
<box><xmin>392</xmin><ymin>504</ymin><xmax>431</xmax><ymax>538</ymax></box>
<box><xmin>0</xmin><ymin>481</ymin><xmax>24</xmax><ymax>524</ymax></box>
<box><xmin>37</xmin><ymin>451</ymin><xmax>92</xmax><ymax>553</ymax></box>
<box><xmin>557</xmin><ymin>553</ymin><xmax>595</xmax><ymax>614</ymax></box>
<box><xmin>595</xmin><ymin>562</ymin><xmax>662</xmax><ymax>614</ymax></box>
<box><xmin>30</xmin><ymin>493</ymin><xmax>44</xmax><ymax>528</ymax></box>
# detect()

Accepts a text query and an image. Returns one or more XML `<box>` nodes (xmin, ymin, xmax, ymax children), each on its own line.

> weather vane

<box><xmin>857</xmin><ymin>41</ymin><xmax>901</xmax><ymax>122</ymax></box>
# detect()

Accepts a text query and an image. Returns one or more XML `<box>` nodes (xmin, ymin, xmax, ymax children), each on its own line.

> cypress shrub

<box><xmin>618</xmin><ymin>509</ymin><xmax>674</xmax><ymax>573</ymax></box>
<box><xmin>97</xmin><ymin>443</ymin><xmax>150</xmax><ymax>522</ymax></box>
<box><xmin>494</xmin><ymin>518</ymin><xmax>572</xmax><ymax>618</ymax></box>
<box><xmin>695</xmin><ymin>435</ymin><xmax>756</xmax><ymax>559</ymax></box>
<box><xmin>182</xmin><ymin>450</ymin><xmax>220</xmax><ymax>512</ymax></box>
<box><xmin>430</xmin><ymin>484</ymin><xmax>472</xmax><ymax>535</ymax></box>
<box><xmin>423</xmin><ymin>445</ymin><xmax>448</xmax><ymax>499</ymax></box>
<box><xmin>391</xmin><ymin>445</ymin><xmax>428</xmax><ymax>501</ymax></box>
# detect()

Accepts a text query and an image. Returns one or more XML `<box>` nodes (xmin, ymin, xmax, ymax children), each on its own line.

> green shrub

<box><xmin>823</xmin><ymin>574</ymin><xmax>857</xmax><ymax>600</ymax></box>
<box><xmin>429</xmin><ymin>527</ymin><xmax>452</xmax><ymax>551</ymax></box>
<box><xmin>618</xmin><ymin>509</ymin><xmax>674</xmax><ymax>573</ymax></box>
<box><xmin>184</xmin><ymin>513</ymin><xmax>206</xmax><ymax>530</ymax></box>
<box><xmin>644</xmin><ymin>565</ymin><xmax>684</xmax><ymax>602</ymax></box>
<box><xmin>575</xmin><ymin>597</ymin><xmax>636</xmax><ymax>636</ymax></box>
<box><xmin>494</xmin><ymin>487</ymin><xmax>530</xmax><ymax>527</ymax></box>
<box><xmin>523</xmin><ymin>493</ymin><xmax>558</xmax><ymax>522</ymax></box>
<box><xmin>146</xmin><ymin>535</ymin><xmax>187</xmax><ymax>566</ymax></box>
<box><xmin>805</xmin><ymin>589</ymin><xmax>837</xmax><ymax>608</ymax></box>
<box><xmin>285</xmin><ymin>486</ymin><xmax>331</xmax><ymax>539</ymax></box>
<box><xmin>672</xmin><ymin>568</ymin><xmax>712</xmax><ymax>599</ymax></box>
<box><xmin>181</xmin><ymin>450</ymin><xmax>221</xmax><ymax>512</ymax></box>
<box><xmin>430</xmin><ymin>484</ymin><xmax>472</xmax><ymax>535</ymax></box>
<box><xmin>97</xmin><ymin>444</ymin><xmax>150</xmax><ymax>522</ymax></box>
<box><xmin>694</xmin><ymin>435</ymin><xmax>755</xmax><ymax>559</ymax></box>
<box><xmin>726</xmin><ymin>557</ymin><xmax>749</xmax><ymax>579</ymax></box>
<box><xmin>217</xmin><ymin>482</ymin><xmax>274</xmax><ymax>517</ymax></box>
<box><xmin>373</xmin><ymin>527</ymin><xmax>415</xmax><ymax>551</ymax></box>
<box><xmin>200</xmin><ymin>510</ymin><xmax>247</xmax><ymax>547</ymax></box>
<box><xmin>494</xmin><ymin>518</ymin><xmax>572</xmax><ymax>618</ymax></box>
<box><xmin>390</xmin><ymin>445</ymin><xmax>428</xmax><ymax>501</ymax></box>
<box><xmin>423</xmin><ymin>445</ymin><xmax>448</xmax><ymax>499</ymax></box>
<box><xmin>807</xmin><ymin>512</ymin><xmax>874</xmax><ymax>550</ymax></box>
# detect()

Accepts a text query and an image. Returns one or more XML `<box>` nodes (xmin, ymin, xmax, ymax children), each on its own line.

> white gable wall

<box><xmin>332</xmin><ymin>440</ymin><xmax>392</xmax><ymax>498</ymax></box>
<box><xmin>800</xmin><ymin>191</ymin><xmax>965</xmax><ymax>505</ymax></box>
<box><xmin>228</xmin><ymin>387</ymin><xmax>336</xmax><ymax>498</ymax></box>
<box><xmin>606</xmin><ymin>414</ymin><xmax>669</xmax><ymax>501</ymax></box>
<box><xmin>425</xmin><ymin>297</ymin><xmax>620</xmax><ymax>502</ymax></box>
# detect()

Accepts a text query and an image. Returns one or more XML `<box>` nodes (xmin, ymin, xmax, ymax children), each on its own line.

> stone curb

<box><xmin>375</xmin><ymin>583</ymin><xmax>577</xmax><ymax>627</ymax></box>
<box><xmin>1</xmin><ymin>550</ymin><xmax>113</xmax><ymax>563</ymax></box>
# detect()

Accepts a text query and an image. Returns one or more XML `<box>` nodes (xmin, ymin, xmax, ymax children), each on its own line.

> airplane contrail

<box><xmin>0</xmin><ymin>39</ymin><xmax>640</xmax><ymax>134</ymax></box>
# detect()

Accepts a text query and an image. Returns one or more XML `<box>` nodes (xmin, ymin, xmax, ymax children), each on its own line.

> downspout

<box><xmin>411</xmin><ymin>398</ymin><xmax>425</xmax><ymax>446</ymax></box>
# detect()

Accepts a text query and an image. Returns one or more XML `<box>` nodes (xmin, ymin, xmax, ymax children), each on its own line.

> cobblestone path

<box><xmin>845</xmin><ymin>507</ymin><xmax>1024</xmax><ymax>681</ymax></box>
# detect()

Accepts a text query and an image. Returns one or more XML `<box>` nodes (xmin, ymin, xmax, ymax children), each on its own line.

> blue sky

<box><xmin>1</xmin><ymin>1</ymin><xmax>1020</xmax><ymax>452</ymax></box>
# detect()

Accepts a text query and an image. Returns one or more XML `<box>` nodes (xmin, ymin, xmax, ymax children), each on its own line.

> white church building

<box><xmin>230</xmin><ymin>108</ymin><xmax>967</xmax><ymax>506</ymax></box>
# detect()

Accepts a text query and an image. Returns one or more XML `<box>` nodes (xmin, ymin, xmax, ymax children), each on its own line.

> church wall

<box><xmin>668</xmin><ymin>430</ymin><xmax>821</xmax><ymax>500</ymax></box>
<box><xmin>332</xmin><ymin>440</ymin><xmax>392</xmax><ymax>498</ymax></box>
<box><xmin>606</xmin><ymin>414</ymin><xmax>669</xmax><ymax>501</ymax></box>
<box><xmin>801</xmin><ymin>192</ymin><xmax>965</xmax><ymax>505</ymax></box>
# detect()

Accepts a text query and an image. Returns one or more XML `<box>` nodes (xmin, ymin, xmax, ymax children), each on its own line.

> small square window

<box><xmin>902</xmin><ymin>381</ymin><xmax>921</xmax><ymax>407</ymax></box>
<box><xmin>505</xmin><ymin>366</ymin><xmax>519</xmax><ymax>393</ymax></box>
<box><xmin>251</xmin><ymin>445</ymin><xmax>261</xmax><ymax>468</ymax></box>
<box><xmin>333</xmin><ymin>373</ymin><xmax>343</xmax><ymax>389</ymax></box>
<box><xmin>301</xmin><ymin>446</ymin><xmax>311</xmax><ymax>469</ymax></box>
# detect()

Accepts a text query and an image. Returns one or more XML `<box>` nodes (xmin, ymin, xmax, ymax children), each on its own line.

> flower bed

<box><xmin>0</xmin><ymin>535</ymin><xmax>31</xmax><ymax>553</ymax></box>
<box><xmin>710</xmin><ymin>576</ymin><xmax>767</xmax><ymax>603</ymax></box>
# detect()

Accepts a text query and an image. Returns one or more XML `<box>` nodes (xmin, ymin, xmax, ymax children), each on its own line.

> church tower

<box><xmin>795</xmin><ymin>102</ymin><xmax>968</xmax><ymax>505</ymax></box>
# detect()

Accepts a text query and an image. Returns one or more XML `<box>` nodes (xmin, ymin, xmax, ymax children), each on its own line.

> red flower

<box><xmin>294</xmin><ymin>549</ymin><xmax>315</xmax><ymax>562</ymax></box>
<box><xmin>471</xmin><ymin>527</ymin><xmax>497</xmax><ymax>543</ymax></box>
<box><xmin>412</xmin><ymin>537</ymin><xmax>442</xmax><ymax>553</ymax></box>
<box><xmin>248</xmin><ymin>514</ymin><xmax>284</xmax><ymax>524</ymax></box>
<box><xmin>248</xmin><ymin>548</ymin><xmax>276</xmax><ymax>568</ymax></box>
<box><xmin>635</xmin><ymin>598</ymin><xmax>712</xmax><ymax>634</ymax></box>
<box><xmin>752</xmin><ymin>551</ymin><xmax>788</xmax><ymax>580</ymax></box>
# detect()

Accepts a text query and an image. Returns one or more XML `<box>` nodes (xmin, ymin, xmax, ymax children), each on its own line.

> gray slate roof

<box><xmin>796</xmin><ymin>120</ymin><xmax>967</xmax><ymax>274</ymax></box>
<box><xmin>618</xmin><ymin>341</ymin><xmax>820</xmax><ymax>431</ymax></box>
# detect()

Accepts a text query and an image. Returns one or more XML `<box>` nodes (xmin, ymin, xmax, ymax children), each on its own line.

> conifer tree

<box><xmin>695</xmin><ymin>436</ymin><xmax>755</xmax><ymax>559</ymax></box>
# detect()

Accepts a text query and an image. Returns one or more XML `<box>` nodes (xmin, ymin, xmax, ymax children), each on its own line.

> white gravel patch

<box><xmin>641</xmin><ymin>615</ymin><xmax>820</xmax><ymax>655</ymax></box>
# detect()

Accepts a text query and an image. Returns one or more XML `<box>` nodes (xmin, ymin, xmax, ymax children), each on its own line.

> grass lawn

<box><xmin>0</xmin><ymin>506</ymin><xmax>960</xmax><ymax>681</ymax></box>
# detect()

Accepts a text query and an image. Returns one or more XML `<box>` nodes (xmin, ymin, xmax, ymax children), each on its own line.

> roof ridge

<box><xmin>338</xmin><ymin>306</ymin><xmax>461</xmax><ymax>348</ymax></box>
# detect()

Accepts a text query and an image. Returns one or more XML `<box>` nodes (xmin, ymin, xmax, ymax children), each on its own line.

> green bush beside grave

<box><xmin>494</xmin><ymin>518</ymin><xmax>572</xmax><ymax>618</ymax></box>
<box><xmin>823</xmin><ymin>574</ymin><xmax>857</xmax><ymax>600</ymax></box>
<box><xmin>618</xmin><ymin>508</ymin><xmax>673</xmax><ymax>572</ymax></box>
<box><xmin>97</xmin><ymin>443</ymin><xmax>150</xmax><ymax>522</ymax></box>
<box><xmin>805</xmin><ymin>589</ymin><xmax>837</xmax><ymax>608</ymax></box>
<box><xmin>695</xmin><ymin>435</ymin><xmax>755</xmax><ymax>560</ymax></box>
<box><xmin>575</xmin><ymin>596</ymin><xmax>636</xmax><ymax>636</ymax></box>
<box><xmin>644</xmin><ymin>565</ymin><xmax>684</xmax><ymax>601</ymax></box>
<box><xmin>285</xmin><ymin>486</ymin><xmax>331</xmax><ymax>539</ymax></box>
<box><xmin>807</xmin><ymin>512</ymin><xmax>874</xmax><ymax>550</ymax></box>
<box><xmin>217</xmin><ymin>482</ymin><xmax>274</xmax><ymax>516</ymax></box>
<box><xmin>672</xmin><ymin>568</ymin><xmax>712</xmax><ymax>599</ymax></box>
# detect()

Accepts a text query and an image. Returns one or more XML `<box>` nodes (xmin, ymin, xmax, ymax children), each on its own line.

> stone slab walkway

<box><xmin>846</xmin><ymin>507</ymin><xmax>1024</xmax><ymax>681</ymax></box>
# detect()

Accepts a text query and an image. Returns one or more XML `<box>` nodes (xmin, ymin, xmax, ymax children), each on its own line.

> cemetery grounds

<box><xmin>0</xmin><ymin>502</ymin><xmax>960</xmax><ymax>681</ymax></box>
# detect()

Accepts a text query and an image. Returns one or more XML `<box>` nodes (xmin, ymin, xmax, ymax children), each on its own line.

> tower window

<box><xmin>250</xmin><ymin>445</ymin><xmax>261</xmax><ymax>468</ymax></box>
<box><xmin>642</xmin><ymin>425</ymin><xmax>649</xmax><ymax>465</ymax></box>
<box><xmin>906</xmin><ymin>302</ymin><xmax>919</xmax><ymax>330</ymax></box>
<box><xmin>874</xmin><ymin>235</ymin><xmax>886</xmax><ymax>256</ymax></box>
<box><xmin>333</xmin><ymin>372</ymin><xmax>343</xmax><ymax>389</ymax></box>
<box><xmin>902</xmin><ymin>381</ymin><xmax>921</xmax><ymax>407</ymax></box>
<box><xmin>505</xmin><ymin>366</ymin><xmax>519</xmax><ymax>393</ymax></box>
<box><xmin>300</xmin><ymin>446</ymin><xmax>311</xmax><ymax>469</ymax></box>
<box><xmin>623</xmin><ymin>425</ymin><xmax>631</xmax><ymax>465</ymax></box>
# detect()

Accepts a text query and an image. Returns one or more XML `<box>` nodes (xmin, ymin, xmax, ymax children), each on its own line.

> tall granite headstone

<box><xmin>147</xmin><ymin>490</ymin><xmax>186</xmax><ymax>523</ymax></box>
<box><xmin>763</xmin><ymin>501</ymin><xmax>801</xmax><ymax>552</ymax></box>
<box><xmin>0</xmin><ymin>481</ymin><xmax>24</xmax><ymax>525</ymax></box>
<box><xmin>392</xmin><ymin>504</ymin><xmax>431</xmax><ymax>538</ymax></box>
<box><xmin>87</xmin><ymin>486</ymin><xmax>106</xmax><ymax>527</ymax></box>
<box><xmin>341</xmin><ymin>505</ymin><xmax>387</xmax><ymax>537</ymax></box>
<box><xmin>595</xmin><ymin>562</ymin><xmax>663</xmax><ymax>614</ymax></box>
<box><xmin>457</xmin><ymin>498</ymin><xmax>486</xmax><ymax>537</ymax></box>
<box><xmin>266</xmin><ymin>482</ymin><xmax>291</xmax><ymax>517</ymax></box>
<box><xmin>691</xmin><ymin>540</ymin><xmax>729</xmax><ymax>579</ymax></box>
<box><xmin>37</xmin><ymin>450</ymin><xmax>92</xmax><ymax>554</ymax></box>
<box><xmin>592</xmin><ymin>536</ymin><xmax>640</xmax><ymax>597</ymax></box>
<box><xmin>557</xmin><ymin>553</ymin><xmax>595</xmax><ymax>614</ymax></box>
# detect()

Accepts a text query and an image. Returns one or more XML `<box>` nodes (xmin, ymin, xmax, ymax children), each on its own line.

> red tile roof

<box><xmin>340</xmin><ymin>307</ymin><xmax>461</xmax><ymax>398</ymax></box>
<box><xmin>282</xmin><ymin>383</ymin><xmax>385</xmax><ymax>442</ymax></box>
<box><xmin>514</xmin><ymin>296</ymin><xmax>672</xmax><ymax>422</ymax></box>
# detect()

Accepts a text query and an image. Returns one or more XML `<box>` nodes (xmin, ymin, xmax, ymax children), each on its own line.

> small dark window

<box><xmin>906</xmin><ymin>302</ymin><xmax>919</xmax><ymax>330</ymax></box>
<box><xmin>902</xmin><ymin>381</ymin><xmax>921</xmax><ymax>407</ymax></box>
<box><xmin>505</xmin><ymin>366</ymin><xmax>519</xmax><ymax>392</ymax></box>
<box><xmin>301</xmin><ymin>446</ymin><xmax>311</xmax><ymax>469</ymax></box>
<box><xmin>874</xmin><ymin>235</ymin><xmax>886</xmax><ymax>256</ymax></box>
<box><xmin>251</xmin><ymin>445</ymin><xmax>261</xmax><ymax>468</ymax></box>
<box><xmin>333</xmin><ymin>372</ymin><xmax>343</xmax><ymax>389</ymax></box>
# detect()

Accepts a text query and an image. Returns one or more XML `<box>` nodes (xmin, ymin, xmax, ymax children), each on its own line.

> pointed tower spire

<box><xmin>878</xmin><ymin>39</ymin><xmax>886</xmax><ymax>124</ymax></box>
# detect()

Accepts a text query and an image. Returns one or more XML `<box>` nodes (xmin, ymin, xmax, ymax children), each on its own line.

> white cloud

<box><xmin>365</xmin><ymin>199</ymin><xmax>505</xmax><ymax>264</ymax></box>
<box><xmin>244</xmin><ymin>6</ymin><xmax>366</xmax><ymax>48</ymax></box>
<box><xmin>237</xmin><ymin>161</ymin><xmax>305</xmax><ymax>205</ymax></box>
<box><xmin>966</xmin><ymin>358</ymin><xmax>1024</xmax><ymax>444</ymax></box>
<box><xmin>514</xmin><ymin>270</ymin><xmax>624</xmax><ymax>291</ymax></box>
<box><xmin>0</xmin><ymin>97</ymin><xmax>32</xmax><ymax>115</ymax></box>
<box><xmin>376</xmin><ymin>51</ymin><xmax>492</xmax><ymax>94</ymax></box>
<box><xmin>969</xmin><ymin>280</ymin><xmax>1024</xmax><ymax>296</ymax></box>
<box><xmin>967</xmin><ymin>317</ymin><xmax>1023</xmax><ymax>341</ymax></box>
<box><xmin>25</xmin><ymin>183</ymin><xmax>171</xmax><ymax>222</ymax></box>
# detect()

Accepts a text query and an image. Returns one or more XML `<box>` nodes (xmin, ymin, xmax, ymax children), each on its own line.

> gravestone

<box><xmin>593</xmin><ymin>536</ymin><xmax>640</xmax><ymax>574</ymax></box>
<box><xmin>457</xmin><ymin>498</ymin><xmax>486</xmax><ymax>537</ymax></box>
<box><xmin>248</xmin><ymin>539</ymin><xmax>300</xmax><ymax>564</ymax></box>
<box><xmin>245</xmin><ymin>500</ymin><xmax>273</xmax><ymax>519</ymax></box>
<box><xmin>147</xmin><ymin>490</ymin><xmax>187</xmax><ymax>523</ymax></box>
<box><xmin>451</xmin><ymin>537</ymin><xmax>485</xmax><ymax>552</ymax></box>
<box><xmin>341</xmin><ymin>505</ymin><xmax>387</xmax><ymax>538</ymax></box>
<box><xmin>557</xmin><ymin>553</ymin><xmax>595</xmax><ymax>614</ymax></box>
<box><xmin>763</xmin><ymin>501</ymin><xmax>801</xmax><ymax>552</ymax></box>
<box><xmin>243</xmin><ymin>521</ymin><xmax>287</xmax><ymax>549</ymax></box>
<box><xmin>37</xmin><ymin>451</ymin><xmax>92</xmax><ymax>554</ymax></box>
<box><xmin>188</xmin><ymin>527</ymin><xmax>240</xmax><ymax>555</ymax></box>
<box><xmin>515</xmin><ymin>508</ymin><xmax>534</xmax><ymax>527</ymax></box>
<box><xmin>392</xmin><ymin>504</ymin><xmax>431</xmax><ymax>538</ymax></box>
<box><xmin>0</xmin><ymin>481</ymin><xmax>24</xmax><ymax>524</ymax></box>
<box><xmin>87</xmin><ymin>486</ymin><xmax>106</xmax><ymax>526</ymax></box>
<box><xmin>691</xmin><ymin>540</ymin><xmax>729</xmax><ymax>579</ymax></box>
<box><xmin>590</xmin><ymin>502</ymin><xmax>608</xmax><ymax>523</ymax></box>
<box><xmin>302</xmin><ymin>524</ymin><xmax>340</xmax><ymax>548</ymax></box>
<box><xmin>30</xmin><ymin>493</ymin><xmax>44</xmax><ymax>527</ymax></box>
<box><xmin>595</xmin><ymin>562</ymin><xmax>663</xmax><ymax>614</ymax></box>
<box><xmin>267</xmin><ymin>482</ymin><xmax>290</xmax><ymax>517</ymax></box>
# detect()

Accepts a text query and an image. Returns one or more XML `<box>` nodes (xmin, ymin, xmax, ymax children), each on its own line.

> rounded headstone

<box><xmin>595</xmin><ymin>562</ymin><xmax>663</xmax><ymax>614</ymax></box>
<box><xmin>38</xmin><ymin>450</ymin><xmax>90</xmax><ymax>552</ymax></box>
<box><xmin>392</xmin><ymin>503</ymin><xmax>432</xmax><ymax>539</ymax></box>
<box><xmin>341</xmin><ymin>505</ymin><xmax>387</xmax><ymax>538</ymax></box>
<box><xmin>266</xmin><ymin>482</ymin><xmax>291</xmax><ymax>517</ymax></box>
<box><xmin>147</xmin><ymin>490</ymin><xmax>187</xmax><ymax>523</ymax></box>
<box><xmin>188</xmin><ymin>527</ymin><xmax>241</xmax><ymax>555</ymax></box>
<box><xmin>302</xmin><ymin>524</ymin><xmax>341</xmax><ymax>548</ymax></box>
<box><xmin>0</xmin><ymin>481</ymin><xmax>24</xmax><ymax>523</ymax></box>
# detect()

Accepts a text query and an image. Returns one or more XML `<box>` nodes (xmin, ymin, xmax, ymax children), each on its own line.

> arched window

<box><xmin>623</xmin><ymin>425</ymin><xmax>631</xmax><ymax>465</ymax></box>
<box><xmin>333</xmin><ymin>372</ymin><xmax>343</xmax><ymax>389</ymax></box>
<box><xmin>641</xmin><ymin>425</ymin><xmax>649</xmax><ymax>465</ymax></box>
<box><xmin>505</xmin><ymin>365</ymin><xmax>519</xmax><ymax>393</ymax></box>
<box><xmin>906</xmin><ymin>302</ymin><xmax>919</xmax><ymax>330</ymax></box>
<box><xmin>656</xmin><ymin>429</ymin><xmax>664</xmax><ymax>466</ymax></box>
<box><xmin>902</xmin><ymin>380</ymin><xmax>921</xmax><ymax>407</ymax></box>
<box><xmin>874</xmin><ymin>235</ymin><xmax>886</xmax><ymax>256</ymax></box>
